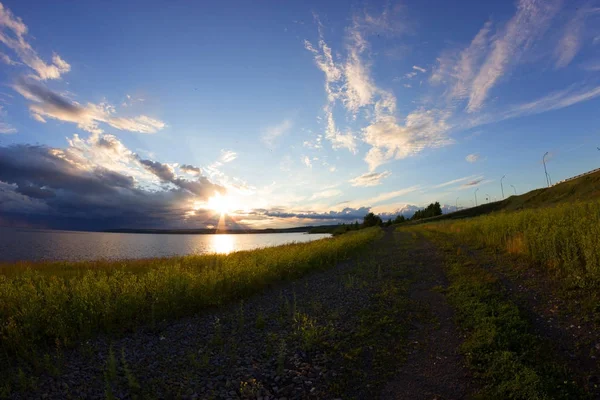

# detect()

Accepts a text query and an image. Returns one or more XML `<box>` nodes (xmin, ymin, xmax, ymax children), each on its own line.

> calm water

<box><xmin>0</xmin><ymin>227</ymin><xmax>331</xmax><ymax>262</ymax></box>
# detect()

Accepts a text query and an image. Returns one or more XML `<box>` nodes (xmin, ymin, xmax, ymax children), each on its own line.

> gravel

<box><xmin>9</xmin><ymin>234</ymin><xmax>390</xmax><ymax>400</ymax></box>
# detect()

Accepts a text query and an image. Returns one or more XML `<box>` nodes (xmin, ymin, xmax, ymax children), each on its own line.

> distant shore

<box><xmin>103</xmin><ymin>225</ymin><xmax>340</xmax><ymax>235</ymax></box>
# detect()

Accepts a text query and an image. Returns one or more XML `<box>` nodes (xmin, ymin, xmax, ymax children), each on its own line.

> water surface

<box><xmin>0</xmin><ymin>227</ymin><xmax>331</xmax><ymax>262</ymax></box>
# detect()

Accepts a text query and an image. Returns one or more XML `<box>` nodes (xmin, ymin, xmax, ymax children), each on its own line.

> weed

<box><xmin>255</xmin><ymin>312</ymin><xmax>265</xmax><ymax>330</ymax></box>
<box><xmin>276</xmin><ymin>339</ymin><xmax>286</xmax><ymax>376</ymax></box>
<box><xmin>0</xmin><ymin>228</ymin><xmax>381</xmax><ymax>371</ymax></box>
<box><xmin>121</xmin><ymin>348</ymin><xmax>141</xmax><ymax>397</ymax></box>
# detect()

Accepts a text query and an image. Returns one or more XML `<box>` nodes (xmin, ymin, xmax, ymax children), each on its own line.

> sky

<box><xmin>0</xmin><ymin>0</ymin><xmax>599</xmax><ymax>230</ymax></box>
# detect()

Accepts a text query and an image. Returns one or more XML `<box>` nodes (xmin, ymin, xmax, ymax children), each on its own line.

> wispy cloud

<box><xmin>302</xmin><ymin>156</ymin><xmax>312</xmax><ymax>168</ymax></box>
<box><xmin>0</xmin><ymin>51</ymin><xmax>19</xmax><ymax>65</ymax></box>
<box><xmin>461</xmin><ymin>177</ymin><xmax>485</xmax><ymax>187</ymax></box>
<box><xmin>503</xmin><ymin>84</ymin><xmax>600</xmax><ymax>119</ymax></box>
<box><xmin>554</xmin><ymin>7</ymin><xmax>600</xmax><ymax>69</ymax></box>
<box><xmin>466</xmin><ymin>0</ymin><xmax>561</xmax><ymax>112</ymax></box>
<box><xmin>465</xmin><ymin>153</ymin><xmax>480</xmax><ymax>163</ymax></box>
<box><xmin>261</xmin><ymin>119</ymin><xmax>292</xmax><ymax>148</ymax></box>
<box><xmin>0</xmin><ymin>3</ymin><xmax>71</xmax><ymax>80</ymax></box>
<box><xmin>431</xmin><ymin>175</ymin><xmax>478</xmax><ymax>189</ymax></box>
<box><xmin>220</xmin><ymin>149</ymin><xmax>237</xmax><ymax>163</ymax></box>
<box><xmin>349</xmin><ymin>171</ymin><xmax>391</xmax><ymax>187</ymax></box>
<box><xmin>0</xmin><ymin>121</ymin><xmax>16</xmax><ymax>134</ymax></box>
<box><xmin>13</xmin><ymin>77</ymin><xmax>166</xmax><ymax>134</ymax></box>
<box><xmin>309</xmin><ymin>189</ymin><xmax>342</xmax><ymax>200</ymax></box>
<box><xmin>307</xmin><ymin>11</ymin><xmax>454</xmax><ymax>170</ymax></box>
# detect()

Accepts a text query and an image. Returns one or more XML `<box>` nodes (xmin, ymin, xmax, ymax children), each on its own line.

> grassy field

<box><xmin>416</xmin><ymin>200</ymin><xmax>600</xmax><ymax>287</ymax></box>
<box><xmin>0</xmin><ymin>228</ymin><xmax>381</xmax><ymax>369</ymax></box>
<box><xmin>414</xmin><ymin>229</ymin><xmax>583</xmax><ymax>399</ymax></box>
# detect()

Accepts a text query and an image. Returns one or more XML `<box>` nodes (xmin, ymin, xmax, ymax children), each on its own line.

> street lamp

<box><xmin>543</xmin><ymin>152</ymin><xmax>550</xmax><ymax>187</ymax></box>
<box><xmin>510</xmin><ymin>184</ymin><xmax>517</xmax><ymax>195</ymax></box>
<box><xmin>455</xmin><ymin>197</ymin><xmax>459</xmax><ymax>210</ymax></box>
<box><xmin>475</xmin><ymin>188</ymin><xmax>479</xmax><ymax>207</ymax></box>
<box><xmin>500</xmin><ymin>175</ymin><xmax>506</xmax><ymax>199</ymax></box>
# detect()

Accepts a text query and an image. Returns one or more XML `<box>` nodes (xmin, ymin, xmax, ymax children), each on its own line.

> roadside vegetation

<box><xmin>0</xmin><ymin>228</ymin><xmax>381</xmax><ymax>374</ymax></box>
<box><xmin>414</xmin><ymin>228</ymin><xmax>584</xmax><ymax>399</ymax></box>
<box><xmin>419</xmin><ymin>201</ymin><xmax>600</xmax><ymax>286</ymax></box>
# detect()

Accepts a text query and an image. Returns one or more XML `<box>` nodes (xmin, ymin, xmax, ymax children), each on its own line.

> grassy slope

<box><xmin>421</xmin><ymin>169</ymin><xmax>600</xmax><ymax>223</ymax></box>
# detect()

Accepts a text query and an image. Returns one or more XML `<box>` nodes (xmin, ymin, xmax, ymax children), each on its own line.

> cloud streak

<box><xmin>349</xmin><ymin>171</ymin><xmax>391</xmax><ymax>187</ymax></box>
<box><xmin>0</xmin><ymin>3</ymin><xmax>71</xmax><ymax>80</ymax></box>
<box><xmin>13</xmin><ymin>77</ymin><xmax>166</xmax><ymax>134</ymax></box>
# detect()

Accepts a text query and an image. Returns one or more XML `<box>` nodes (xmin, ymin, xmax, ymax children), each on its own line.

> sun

<box><xmin>207</xmin><ymin>193</ymin><xmax>235</xmax><ymax>215</ymax></box>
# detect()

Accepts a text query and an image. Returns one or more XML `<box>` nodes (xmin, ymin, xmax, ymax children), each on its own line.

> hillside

<box><xmin>424</xmin><ymin>168</ymin><xmax>600</xmax><ymax>222</ymax></box>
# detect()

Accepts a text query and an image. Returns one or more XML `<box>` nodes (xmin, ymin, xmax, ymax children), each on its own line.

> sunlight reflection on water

<box><xmin>0</xmin><ymin>227</ymin><xmax>331</xmax><ymax>262</ymax></box>
<box><xmin>211</xmin><ymin>234</ymin><xmax>235</xmax><ymax>254</ymax></box>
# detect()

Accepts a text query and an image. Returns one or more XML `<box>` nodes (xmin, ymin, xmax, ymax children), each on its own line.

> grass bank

<box><xmin>417</xmin><ymin>201</ymin><xmax>600</xmax><ymax>287</ymax></box>
<box><xmin>0</xmin><ymin>228</ymin><xmax>381</xmax><ymax>369</ymax></box>
<box><xmin>414</xmin><ymin>229</ymin><xmax>584</xmax><ymax>399</ymax></box>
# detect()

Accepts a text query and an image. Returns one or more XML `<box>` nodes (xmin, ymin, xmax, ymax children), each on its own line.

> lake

<box><xmin>0</xmin><ymin>227</ymin><xmax>331</xmax><ymax>262</ymax></box>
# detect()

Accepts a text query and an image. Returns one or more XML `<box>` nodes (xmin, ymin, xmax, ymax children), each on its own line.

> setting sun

<box><xmin>207</xmin><ymin>193</ymin><xmax>236</xmax><ymax>215</ymax></box>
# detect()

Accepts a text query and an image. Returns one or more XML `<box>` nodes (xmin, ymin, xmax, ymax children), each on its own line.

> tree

<box><xmin>363</xmin><ymin>212</ymin><xmax>383</xmax><ymax>227</ymax></box>
<box><xmin>385</xmin><ymin>218</ymin><xmax>392</xmax><ymax>227</ymax></box>
<box><xmin>394</xmin><ymin>215</ymin><xmax>406</xmax><ymax>224</ymax></box>
<box><xmin>411</xmin><ymin>202</ymin><xmax>443</xmax><ymax>221</ymax></box>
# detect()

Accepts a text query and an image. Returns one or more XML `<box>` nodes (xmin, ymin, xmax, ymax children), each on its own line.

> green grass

<box><xmin>0</xmin><ymin>228</ymin><xmax>381</xmax><ymax>370</ymax></box>
<box><xmin>417</xmin><ymin>229</ymin><xmax>584</xmax><ymax>399</ymax></box>
<box><xmin>419</xmin><ymin>169</ymin><xmax>600</xmax><ymax>224</ymax></box>
<box><xmin>415</xmin><ymin>200</ymin><xmax>600</xmax><ymax>287</ymax></box>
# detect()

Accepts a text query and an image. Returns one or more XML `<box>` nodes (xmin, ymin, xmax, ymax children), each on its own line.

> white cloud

<box><xmin>220</xmin><ymin>149</ymin><xmax>237</xmax><ymax>163</ymax></box>
<box><xmin>465</xmin><ymin>153</ymin><xmax>480</xmax><ymax>163</ymax></box>
<box><xmin>307</xmin><ymin>11</ymin><xmax>454</xmax><ymax>169</ymax></box>
<box><xmin>303</xmin><ymin>156</ymin><xmax>312</xmax><ymax>168</ymax></box>
<box><xmin>0</xmin><ymin>51</ymin><xmax>19</xmax><ymax>65</ymax></box>
<box><xmin>363</xmin><ymin>109</ymin><xmax>453</xmax><ymax>170</ymax></box>
<box><xmin>431</xmin><ymin>175</ymin><xmax>479</xmax><ymax>189</ymax></box>
<box><xmin>554</xmin><ymin>7</ymin><xmax>600</xmax><ymax>69</ymax></box>
<box><xmin>309</xmin><ymin>189</ymin><xmax>342</xmax><ymax>200</ymax></box>
<box><xmin>581</xmin><ymin>60</ymin><xmax>600</xmax><ymax>71</ymax></box>
<box><xmin>467</xmin><ymin>0</ymin><xmax>561</xmax><ymax>112</ymax></box>
<box><xmin>261</xmin><ymin>119</ymin><xmax>292</xmax><ymax>148</ymax></box>
<box><xmin>0</xmin><ymin>3</ymin><xmax>71</xmax><ymax>80</ymax></box>
<box><xmin>504</xmin><ymin>85</ymin><xmax>600</xmax><ymax>119</ymax></box>
<box><xmin>404</xmin><ymin>71</ymin><xmax>417</xmax><ymax>79</ymax></box>
<box><xmin>0</xmin><ymin>121</ymin><xmax>16</xmax><ymax>134</ymax></box>
<box><xmin>349</xmin><ymin>171</ymin><xmax>391</xmax><ymax>187</ymax></box>
<box><xmin>13</xmin><ymin>77</ymin><xmax>165</xmax><ymax>134</ymax></box>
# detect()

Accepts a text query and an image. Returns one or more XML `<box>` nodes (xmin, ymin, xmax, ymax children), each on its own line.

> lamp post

<box><xmin>510</xmin><ymin>184</ymin><xmax>517</xmax><ymax>195</ymax></box>
<box><xmin>456</xmin><ymin>197</ymin><xmax>459</xmax><ymax>210</ymax></box>
<box><xmin>500</xmin><ymin>175</ymin><xmax>506</xmax><ymax>199</ymax></box>
<box><xmin>475</xmin><ymin>188</ymin><xmax>479</xmax><ymax>207</ymax></box>
<box><xmin>543</xmin><ymin>152</ymin><xmax>550</xmax><ymax>187</ymax></box>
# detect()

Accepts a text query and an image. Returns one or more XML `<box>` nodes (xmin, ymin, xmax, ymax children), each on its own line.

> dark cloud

<box><xmin>461</xmin><ymin>178</ymin><xmax>484</xmax><ymax>187</ymax></box>
<box><xmin>138</xmin><ymin>157</ymin><xmax>224</xmax><ymax>198</ymax></box>
<box><xmin>0</xmin><ymin>143</ymin><xmax>225</xmax><ymax>230</ymax></box>
<box><xmin>249</xmin><ymin>207</ymin><xmax>371</xmax><ymax>221</ymax></box>
<box><xmin>180</xmin><ymin>164</ymin><xmax>201</xmax><ymax>175</ymax></box>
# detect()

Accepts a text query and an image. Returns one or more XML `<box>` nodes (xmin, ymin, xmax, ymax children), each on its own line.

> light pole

<box><xmin>485</xmin><ymin>193</ymin><xmax>490</xmax><ymax>203</ymax></box>
<box><xmin>510</xmin><ymin>184</ymin><xmax>517</xmax><ymax>195</ymax></box>
<box><xmin>475</xmin><ymin>188</ymin><xmax>479</xmax><ymax>207</ymax></box>
<box><xmin>543</xmin><ymin>152</ymin><xmax>550</xmax><ymax>187</ymax></box>
<box><xmin>500</xmin><ymin>175</ymin><xmax>506</xmax><ymax>199</ymax></box>
<box><xmin>455</xmin><ymin>197</ymin><xmax>459</xmax><ymax>210</ymax></box>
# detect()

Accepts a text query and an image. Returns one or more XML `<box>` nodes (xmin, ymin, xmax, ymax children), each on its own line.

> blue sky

<box><xmin>1</xmin><ymin>0</ymin><xmax>599</xmax><ymax>229</ymax></box>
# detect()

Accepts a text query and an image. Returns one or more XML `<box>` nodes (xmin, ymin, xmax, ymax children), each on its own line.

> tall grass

<box><xmin>0</xmin><ymin>228</ymin><xmax>381</xmax><ymax>366</ymax></box>
<box><xmin>417</xmin><ymin>201</ymin><xmax>600</xmax><ymax>286</ymax></box>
